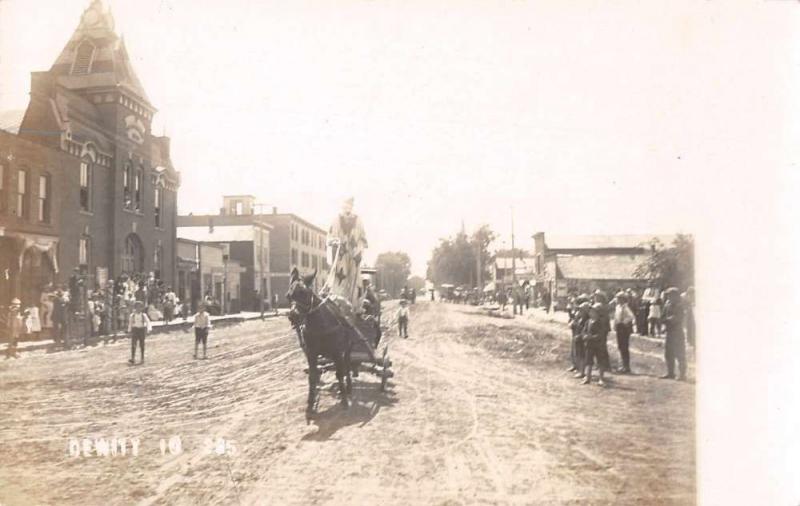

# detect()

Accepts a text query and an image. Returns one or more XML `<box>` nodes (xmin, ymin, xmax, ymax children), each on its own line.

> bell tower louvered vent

<box><xmin>71</xmin><ymin>40</ymin><xmax>95</xmax><ymax>75</ymax></box>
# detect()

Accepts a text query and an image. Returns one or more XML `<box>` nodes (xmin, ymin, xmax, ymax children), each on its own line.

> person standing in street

<box><xmin>613</xmin><ymin>291</ymin><xmax>636</xmax><ymax>374</ymax></box>
<box><xmin>193</xmin><ymin>305</ymin><xmax>211</xmax><ymax>359</ymax></box>
<box><xmin>568</xmin><ymin>300</ymin><xmax>590</xmax><ymax>376</ymax></box>
<box><xmin>582</xmin><ymin>303</ymin><xmax>609</xmax><ymax>387</ymax></box>
<box><xmin>683</xmin><ymin>287</ymin><xmax>696</xmax><ymax>348</ymax></box>
<box><xmin>5</xmin><ymin>299</ymin><xmax>23</xmax><ymax>359</ymax></box>
<box><xmin>648</xmin><ymin>297</ymin><xmax>663</xmax><ymax>337</ymax></box>
<box><xmin>163</xmin><ymin>287</ymin><xmax>177</xmax><ymax>323</ymax></box>
<box><xmin>396</xmin><ymin>299</ymin><xmax>410</xmax><ymax>338</ymax></box>
<box><xmin>127</xmin><ymin>301</ymin><xmax>151</xmax><ymax>365</ymax></box>
<box><xmin>661</xmin><ymin>287</ymin><xmax>687</xmax><ymax>380</ymax></box>
<box><xmin>52</xmin><ymin>289</ymin><xmax>66</xmax><ymax>344</ymax></box>
<box><xmin>497</xmin><ymin>289</ymin><xmax>508</xmax><ymax>311</ymax></box>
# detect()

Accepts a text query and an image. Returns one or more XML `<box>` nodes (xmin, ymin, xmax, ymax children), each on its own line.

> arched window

<box><xmin>71</xmin><ymin>40</ymin><xmax>95</xmax><ymax>75</ymax></box>
<box><xmin>79</xmin><ymin>159</ymin><xmax>91</xmax><ymax>211</ymax></box>
<box><xmin>122</xmin><ymin>234</ymin><xmax>144</xmax><ymax>273</ymax></box>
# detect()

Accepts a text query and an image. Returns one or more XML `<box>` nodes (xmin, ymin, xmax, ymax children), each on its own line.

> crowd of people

<box><xmin>4</xmin><ymin>270</ymin><xmax>196</xmax><ymax>358</ymax></box>
<box><xmin>566</xmin><ymin>286</ymin><xmax>696</xmax><ymax>386</ymax></box>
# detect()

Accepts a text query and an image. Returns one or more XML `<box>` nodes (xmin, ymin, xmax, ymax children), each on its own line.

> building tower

<box><xmin>18</xmin><ymin>0</ymin><xmax>180</xmax><ymax>284</ymax></box>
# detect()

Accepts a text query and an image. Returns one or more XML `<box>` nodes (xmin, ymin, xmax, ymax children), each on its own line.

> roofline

<box><xmin>176</xmin><ymin>215</ymin><xmax>274</xmax><ymax>230</ymax></box>
<box><xmin>256</xmin><ymin>213</ymin><xmax>327</xmax><ymax>233</ymax></box>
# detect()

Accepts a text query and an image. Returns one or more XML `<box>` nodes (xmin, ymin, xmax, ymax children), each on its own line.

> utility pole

<box><xmin>511</xmin><ymin>206</ymin><xmax>517</xmax><ymax>288</ymax></box>
<box><xmin>259</xmin><ymin>232</ymin><xmax>265</xmax><ymax>319</ymax></box>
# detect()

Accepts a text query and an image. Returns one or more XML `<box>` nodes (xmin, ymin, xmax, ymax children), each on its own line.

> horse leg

<box><xmin>306</xmin><ymin>353</ymin><xmax>318</xmax><ymax>422</ymax></box>
<box><xmin>344</xmin><ymin>346</ymin><xmax>353</xmax><ymax>397</ymax></box>
<box><xmin>335</xmin><ymin>357</ymin><xmax>349</xmax><ymax>409</ymax></box>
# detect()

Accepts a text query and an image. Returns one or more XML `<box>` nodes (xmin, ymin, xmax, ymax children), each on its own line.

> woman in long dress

<box><xmin>324</xmin><ymin>197</ymin><xmax>368</xmax><ymax>310</ymax></box>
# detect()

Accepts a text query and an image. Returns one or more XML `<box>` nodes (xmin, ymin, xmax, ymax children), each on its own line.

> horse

<box><xmin>286</xmin><ymin>268</ymin><xmax>353</xmax><ymax>422</ymax></box>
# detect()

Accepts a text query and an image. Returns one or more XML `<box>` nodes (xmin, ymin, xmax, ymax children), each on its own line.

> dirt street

<box><xmin>0</xmin><ymin>301</ymin><xmax>694</xmax><ymax>505</ymax></box>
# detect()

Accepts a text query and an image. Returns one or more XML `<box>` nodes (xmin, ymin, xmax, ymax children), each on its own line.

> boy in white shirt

<box><xmin>128</xmin><ymin>301</ymin><xmax>151</xmax><ymax>365</ymax></box>
<box><xmin>613</xmin><ymin>291</ymin><xmax>636</xmax><ymax>374</ymax></box>
<box><xmin>396</xmin><ymin>300</ymin><xmax>410</xmax><ymax>338</ymax></box>
<box><xmin>193</xmin><ymin>305</ymin><xmax>212</xmax><ymax>359</ymax></box>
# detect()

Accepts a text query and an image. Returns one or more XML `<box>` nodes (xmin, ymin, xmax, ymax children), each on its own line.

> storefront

<box><xmin>0</xmin><ymin>230</ymin><xmax>59</xmax><ymax>307</ymax></box>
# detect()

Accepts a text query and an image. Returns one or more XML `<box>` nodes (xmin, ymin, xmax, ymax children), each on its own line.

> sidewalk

<box><xmin>1</xmin><ymin>309</ymin><xmax>289</xmax><ymax>356</ymax></box>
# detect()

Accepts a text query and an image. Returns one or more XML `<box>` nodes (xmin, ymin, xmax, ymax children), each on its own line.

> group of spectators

<box><xmin>5</xmin><ymin>271</ymin><xmax>194</xmax><ymax>356</ymax></box>
<box><xmin>494</xmin><ymin>281</ymin><xmax>548</xmax><ymax>315</ymax></box>
<box><xmin>566</xmin><ymin>286</ymin><xmax>695</xmax><ymax>386</ymax></box>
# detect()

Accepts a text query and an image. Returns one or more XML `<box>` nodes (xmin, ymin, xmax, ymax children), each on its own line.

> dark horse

<box><xmin>286</xmin><ymin>268</ymin><xmax>353</xmax><ymax>422</ymax></box>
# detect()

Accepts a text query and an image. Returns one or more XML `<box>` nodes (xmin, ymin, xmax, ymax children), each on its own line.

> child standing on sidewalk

<box><xmin>127</xmin><ymin>301</ymin><xmax>151</xmax><ymax>365</ymax></box>
<box><xmin>193</xmin><ymin>305</ymin><xmax>211</xmax><ymax>359</ymax></box>
<box><xmin>396</xmin><ymin>300</ymin><xmax>410</xmax><ymax>338</ymax></box>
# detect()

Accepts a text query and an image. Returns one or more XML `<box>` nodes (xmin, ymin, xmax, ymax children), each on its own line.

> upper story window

<box><xmin>123</xmin><ymin>162</ymin><xmax>133</xmax><ymax>208</ymax></box>
<box><xmin>154</xmin><ymin>186</ymin><xmax>162</xmax><ymax>228</ymax></box>
<box><xmin>291</xmin><ymin>248</ymin><xmax>298</xmax><ymax>266</ymax></box>
<box><xmin>15</xmin><ymin>168</ymin><xmax>27</xmax><ymax>219</ymax></box>
<box><xmin>71</xmin><ymin>40</ymin><xmax>96</xmax><ymax>75</ymax></box>
<box><xmin>38</xmin><ymin>174</ymin><xmax>51</xmax><ymax>223</ymax></box>
<box><xmin>301</xmin><ymin>252</ymin><xmax>309</xmax><ymax>268</ymax></box>
<box><xmin>134</xmin><ymin>166</ymin><xmax>143</xmax><ymax>211</ymax></box>
<box><xmin>79</xmin><ymin>160</ymin><xmax>91</xmax><ymax>211</ymax></box>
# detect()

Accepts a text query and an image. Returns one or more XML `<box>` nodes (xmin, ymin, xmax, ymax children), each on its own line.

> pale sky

<box><xmin>1</xmin><ymin>0</ymin><xmax>798</xmax><ymax>278</ymax></box>
<box><xmin>2</xmin><ymin>1</ymin><xmax>800</xmax><ymax>502</ymax></box>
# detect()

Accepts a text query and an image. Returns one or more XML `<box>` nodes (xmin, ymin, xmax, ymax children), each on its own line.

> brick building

<box><xmin>177</xmin><ymin>196</ymin><xmax>272</xmax><ymax>311</ymax></box>
<box><xmin>178</xmin><ymin>195</ymin><xmax>328</xmax><ymax>309</ymax></box>
<box><xmin>256</xmin><ymin>207</ymin><xmax>328</xmax><ymax>307</ymax></box>
<box><xmin>0</xmin><ymin>131</ymin><xmax>73</xmax><ymax>305</ymax></box>
<box><xmin>0</xmin><ymin>1</ymin><xmax>180</xmax><ymax>306</ymax></box>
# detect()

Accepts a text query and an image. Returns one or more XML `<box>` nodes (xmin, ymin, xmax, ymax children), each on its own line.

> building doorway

<box><xmin>121</xmin><ymin>233</ymin><xmax>144</xmax><ymax>274</ymax></box>
<box><xmin>20</xmin><ymin>248</ymin><xmax>55</xmax><ymax>307</ymax></box>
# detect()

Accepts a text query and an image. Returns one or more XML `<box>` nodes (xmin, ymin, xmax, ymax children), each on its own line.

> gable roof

<box><xmin>545</xmin><ymin>234</ymin><xmax>676</xmax><ymax>251</ymax></box>
<box><xmin>556</xmin><ymin>253</ymin><xmax>647</xmax><ymax>281</ymax></box>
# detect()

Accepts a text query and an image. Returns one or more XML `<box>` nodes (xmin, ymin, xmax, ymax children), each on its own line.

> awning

<box><xmin>2</xmin><ymin>232</ymin><xmax>59</xmax><ymax>274</ymax></box>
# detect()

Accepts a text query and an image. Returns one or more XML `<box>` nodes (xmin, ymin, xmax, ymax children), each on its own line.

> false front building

<box><xmin>0</xmin><ymin>0</ymin><xmax>180</xmax><ymax>305</ymax></box>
